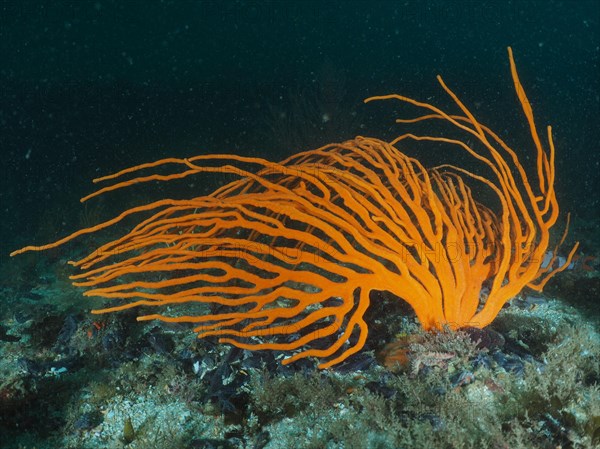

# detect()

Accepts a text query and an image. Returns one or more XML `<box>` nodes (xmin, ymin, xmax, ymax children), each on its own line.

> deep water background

<box><xmin>1</xmin><ymin>0</ymin><xmax>598</xmax><ymax>264</ymax></box>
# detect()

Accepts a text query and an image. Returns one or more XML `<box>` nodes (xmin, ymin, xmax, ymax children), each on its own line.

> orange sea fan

<box><xmin>11</xmin><ymin>48</ymin><xmax>577</xmax><ymax>369</ymax></box>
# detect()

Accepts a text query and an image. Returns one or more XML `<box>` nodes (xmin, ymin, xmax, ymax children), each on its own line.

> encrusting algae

<box><xmin>11</xmin><ymin>48</ymin><xmax>577</xmax><ymax>369</ymax></box>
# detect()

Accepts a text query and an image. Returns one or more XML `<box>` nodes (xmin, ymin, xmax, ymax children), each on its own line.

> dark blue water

<box><xmin>1</xmin><ymin>0</ymin><xmax>598</xmax><ymax>256</ymax></box>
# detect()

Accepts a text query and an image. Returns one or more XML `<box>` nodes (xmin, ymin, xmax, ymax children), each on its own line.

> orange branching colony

<box><xmin>12</xmin><ymin>48</ymin><xmax>577</xmax><ymax>368</ymax></box>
